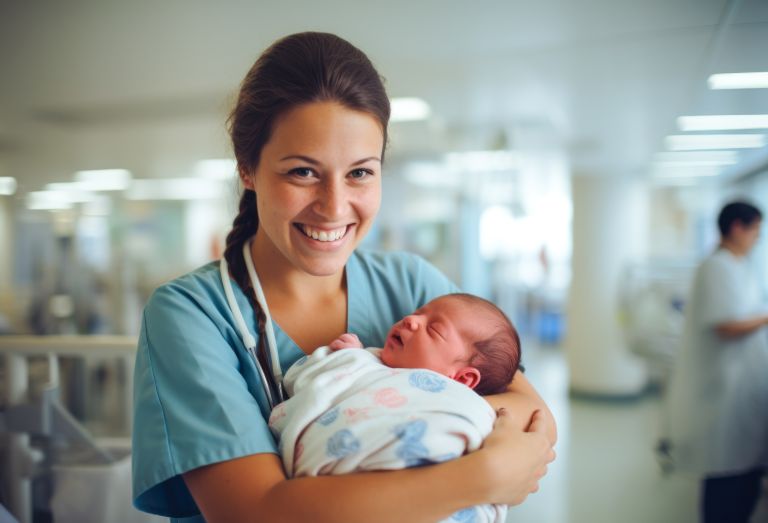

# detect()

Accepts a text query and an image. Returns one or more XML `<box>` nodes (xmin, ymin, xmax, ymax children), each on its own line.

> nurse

<box><xmin>666</xmin><ymin>201</ymin><xmax>768</xmax><ymax>523</ymax></box>
<box><xmin>132</xmin><ymin>32</ymin><xmax>556</xmax><ymax>522</ymax></box>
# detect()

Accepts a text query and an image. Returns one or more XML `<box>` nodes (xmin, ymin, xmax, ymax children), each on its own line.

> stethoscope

<box><xmin>219</xmin><ymin>240</ymin><xmax>286</xmax><ymax>410</ymax></box>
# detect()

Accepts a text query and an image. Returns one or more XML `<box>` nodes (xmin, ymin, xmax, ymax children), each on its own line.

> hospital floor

<box><xmin>509</xmin><ymin>345</ymin><xmax>768</xmax><ymax>523</ymax></box>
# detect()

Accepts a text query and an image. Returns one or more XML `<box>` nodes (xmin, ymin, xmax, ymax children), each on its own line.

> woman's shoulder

<box><xmin>350</xmin><ymin>249</ymin><xmax>459</xmax><ymax>303</ymax></box>
<box><xmin>145</xmin><ymin>261</ymin><xmax>225</xmax><ymax>314</ymax></box>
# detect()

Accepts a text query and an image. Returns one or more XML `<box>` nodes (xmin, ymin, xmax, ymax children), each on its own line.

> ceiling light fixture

<box><xmin>390</xmin><ymin>97</ymin><xmax>431</xmax><ymax>122</ymax></box>
<box><xmin>74</xmin><ymin>169</ymin><xmax>132</xmax><ymax>191</ymax></box>
<box><xmin>653</xmin><ymin>151</ymin><xmax>739</xmax><ymax>164</ymax></box>
<box><xmin>708</xmin><ymin>72</ymin><xmax>768</xmax><ymax>90</ymax></box>
<box><xmin>665</xmin><ymin>134</ymin><xmax>766</xmax><ymax>151</ymax></box>
<box><xmin>678</xmin><ymin>115</ymin><xmax>768</xmax><ymax>131</ymax></box>
<box><xmin>195</xmin><ymin>159</ymin><xmax>237</xmax><ymax>180</ymax></box>
<box><xmin>26</xmin><ymin>191</ymin><xmax>74</xmax><ymax>210</ymax></box>
<box><xmin>126</xmin><ymin>178</ymin><xmax>225</xmax><ymax>201</ymax></box>
<box><xmin>0</xmin><ymin>177</ymin><xmax>17</xmax><ymax>196</ymax></box>
<box><xmin>44</xmin><ymin>182</ymin><xmax>99</xmax><ymax>203</ymax></box>
<box><xmin>651</xmin><ymin>164</ymin><xmax>722</xmax><ymax>178</ymax></box>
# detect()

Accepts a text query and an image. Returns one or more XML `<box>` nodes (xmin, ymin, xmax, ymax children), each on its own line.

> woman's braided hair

<box><xmin>223</xmin><ymin>32</ymin><xmax>390</xmax><ymax>386</ymax></box>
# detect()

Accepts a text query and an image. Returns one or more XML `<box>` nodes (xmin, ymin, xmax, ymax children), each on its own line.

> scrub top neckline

<box><xmin>258</xmin><ymin>252</ymin><xmax>371</xmax><ymax>372</ymax></box>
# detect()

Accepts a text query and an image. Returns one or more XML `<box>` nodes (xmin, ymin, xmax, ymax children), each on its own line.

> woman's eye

<box><xmin>349</xmin><ymin>168</ymin><xmax>373</xmax><ymax>180</ymax></box>
<box><xmin>289</xmin><ymin>167</ymin><xmax>314</xmax><ymax>178</ymax></box>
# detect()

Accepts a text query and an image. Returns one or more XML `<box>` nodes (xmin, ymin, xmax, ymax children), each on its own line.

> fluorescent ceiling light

<box><xmin>708</xmin><ymin>72</ymin><xmax>768</xmax><ymax>90</ymax></box>
<box><xmin>654</xmin><ymin>151</ymin><xmax>739</xmax><ymax>164</ymax></box>
<box><xmin>195</xmin><ymin>159</ymin><xmax>237</xmax><ymax>180</ymax></box>
<box><xmin>74</xmin><ymin>169</ymin><xmax>132</xmax><ymax>191</ymax></box>
<box><xmin>651</xmin><ymin>164</ymin><xmax>722</xmax><ymax>178</ymax></box>
<box><xmin>127</xmin><ymin>178</ymin><xmax>225</xmax><ymax>200</ymax></box>
<box><xmin>26</xmin><ymin>191</ymin><xmax>74</xmax><ymax>210</ymax></box>
<box><xmin>0</xmin><ymin>177</ymin><xmax>17</xmax><ymax>195</ymax></box>
<box><xmin>391</xmin><ymin>97</ymin><xmax>431</xmax><ymax>122</ymax></box>
<box><xmin>665</xmin><ymin>134</ymin><xmax>766</xmax><ymax>151</ymax></box>
<box><xmin>45</xmin><ymin>182</ymin><xmax>99</xmax><ymax>203</ymax></box>
<box><xmin>446</xmin><ymin>150</ymin><xmax>519</xmax><ymax>172</ymax></box>
<box><xmin>678</xmin><ymin>115</ymin><xmax>768</xmax><ymax>131</ymax></box>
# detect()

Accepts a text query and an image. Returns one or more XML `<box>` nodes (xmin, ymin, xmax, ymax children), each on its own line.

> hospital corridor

<box><xmin>1</xmin><ymin>1</ymin><xmax>768</xmax><ymax>522</ymax></box>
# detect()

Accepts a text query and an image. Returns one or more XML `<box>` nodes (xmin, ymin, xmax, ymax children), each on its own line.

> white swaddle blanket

<box><xmin>268</xmin><ymin>347</ymin><xmax>506</xmax><ymax>523</ymax></box>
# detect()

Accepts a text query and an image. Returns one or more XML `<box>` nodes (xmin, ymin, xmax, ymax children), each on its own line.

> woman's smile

<box><xmin>296</xmin><ymin>223</ymin><xmax>350</xmax><ymax>243</ymax></box>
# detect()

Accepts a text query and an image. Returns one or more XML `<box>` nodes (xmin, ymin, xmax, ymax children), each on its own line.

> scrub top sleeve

<box><xmin>132</xmin><ymin>284</ymin><xmax>276</xmax><ymax>516</ymax></box>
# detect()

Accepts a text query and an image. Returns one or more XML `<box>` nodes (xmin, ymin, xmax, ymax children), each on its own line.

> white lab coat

<box><xmin>666</xmin><ymin>248</ymin><xmax>768</xmax><ymax>477</ymax></box>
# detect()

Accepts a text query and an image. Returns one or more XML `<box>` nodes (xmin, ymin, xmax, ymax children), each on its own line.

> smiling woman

<box><xmin>131</xmin><ymin>31</ymin><xmax>556</xmax><ymax>523</ymax></box>
<box><xmin>245</xmin><ymin>101</ymin><xmax>383</xmax><ymax>280</ymax></box>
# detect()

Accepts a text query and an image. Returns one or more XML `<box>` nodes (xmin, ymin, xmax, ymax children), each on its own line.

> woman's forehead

<box><xmin>267</xmin><ymin>102</ymin><xmax>384</xmax><ymax>154</ymax></box>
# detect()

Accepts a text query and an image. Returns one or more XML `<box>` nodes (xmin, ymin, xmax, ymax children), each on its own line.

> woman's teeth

<box><xmin>300</xmin><ymin>225</ymin><xmax>346</xmax><ymax>242</ymax></box>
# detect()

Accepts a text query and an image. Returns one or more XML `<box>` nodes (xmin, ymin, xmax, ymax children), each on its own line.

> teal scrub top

<box><xmin>132</xmin><ymin>250</ymin><xmax>458</xmax><ymax>521</ymax></box>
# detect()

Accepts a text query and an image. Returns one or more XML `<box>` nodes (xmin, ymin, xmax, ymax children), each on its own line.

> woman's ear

<box><xmin>240</xmin><ymin>168</ymin><xmax>256</xmax><ymax>191</ymax></box>
<box><xmin>453</xmin><ymin>367</ymin><xmax>481</xmax><ymax>390</ymax></box>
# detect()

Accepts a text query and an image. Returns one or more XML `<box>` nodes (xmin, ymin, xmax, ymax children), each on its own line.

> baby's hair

<box><xmin>445</xmin><ymin>293</ymin><xmax>521</xmax><ymax>395</ymax></box>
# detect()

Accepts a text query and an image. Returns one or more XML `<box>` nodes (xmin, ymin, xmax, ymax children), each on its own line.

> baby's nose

<box><xmin>403</xmin><ymin>316</ymin><xmax>419</xmax><ymax>330</ymax></box>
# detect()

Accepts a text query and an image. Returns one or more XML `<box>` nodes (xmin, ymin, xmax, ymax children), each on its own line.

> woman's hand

<box><xmin>484</xmin><ymin>372</ymin><xmax>558</xmax><ymax>445</ymax></box>
<box><xmin>478</xmin><ymin>408</ymin><xmax>556</xmax><ymax>506</ymax></box>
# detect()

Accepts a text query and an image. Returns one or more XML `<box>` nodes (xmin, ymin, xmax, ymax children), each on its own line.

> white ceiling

<box><xmin>1</xmin><ymin>0</ymin><xmax>767</xmax><ymax>194</ymax></box>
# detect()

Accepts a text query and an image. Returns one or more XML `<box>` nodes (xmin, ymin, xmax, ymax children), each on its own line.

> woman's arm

<box><xmin>484</xmin><ymin>372</ymin><xmax>557</xmax><ymax>445</ymax></box>
<box><xmin>184</xmin><ymin>409</ymin><xmax>554</xmax><ymax>523</ymax></box>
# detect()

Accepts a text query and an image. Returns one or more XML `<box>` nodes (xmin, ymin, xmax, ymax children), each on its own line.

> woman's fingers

<box><xmin>481</xmin><ymin>407</ymin><xmax>557</xmax><ymax>506</ymax></box>
<box><xmin>526</xmin><ymin>409</ymin><xmax>550</xmax><ymax>432</ymax></box>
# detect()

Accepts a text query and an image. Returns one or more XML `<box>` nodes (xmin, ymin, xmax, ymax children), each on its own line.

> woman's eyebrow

<box><xmin>278</xmin><ymin>155</ymin><xmax>380</xmax><ymax>166</ymax></box>
<box><xmin>279</xmin><ymin>154</ymin><xmax>321</xmax><ymax>164</ymax></box>
<box><xmin>351</xmin><ymin>156</ymin><xmax>381</xmax><ymax>166</ymax></box>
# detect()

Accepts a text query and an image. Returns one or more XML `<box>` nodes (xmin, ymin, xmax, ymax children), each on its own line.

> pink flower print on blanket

<box><xmin>373</xmin><ymin>387</ymin><xmax>408</xmax><ymax>408</ymax></box>
<box><xmin>344</xmin><ymin>407</ymin><xmax>373</xmax><ymax>422</ymax></box>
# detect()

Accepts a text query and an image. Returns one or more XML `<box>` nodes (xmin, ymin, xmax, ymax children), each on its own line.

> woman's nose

<box><xmin>313</xmin><ymin>178</ymin><xmax>348</xmax><ymax>219</ymax></box>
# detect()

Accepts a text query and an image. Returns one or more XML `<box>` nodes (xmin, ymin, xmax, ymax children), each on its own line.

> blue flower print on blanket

<box><xmin>408</xmin><ymin>371</ymin><xmax>447</xmax><ymax>393</ymax></box>
<box><xmin>393</xmin><ymin>419</ymin><xmax>432</xmax><ymax>467</ymax></box>
<box><xmin>450</xmin><ymin>507</ymin><xmax>478</xmax><ymax>523</ymax></box>
<box><xmin>317</xmin><ymin>406</ymin><xmax>340</xmax><ymax>426</ymax></box>
<box><xmin>326</xmin><ymin>429</ymin><xmax>361</xmax><ymax>459</ymax></box>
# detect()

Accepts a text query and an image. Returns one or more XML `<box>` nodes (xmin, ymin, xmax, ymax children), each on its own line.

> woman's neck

<box><xmin>248</xmin><ymin>232</ymin><xmax>346</xmax><ymax>304</ymax></box>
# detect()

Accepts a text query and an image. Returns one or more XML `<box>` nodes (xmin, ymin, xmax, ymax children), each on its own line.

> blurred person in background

<box><xmin>666</xmin><ymin>200</ymin><xmax>768</xmax><ymax>523</ymax></box>
<box><xmin>131</xmin><ymin>32</ymin><xmax>555</xmax><ymax>523</ymax></box>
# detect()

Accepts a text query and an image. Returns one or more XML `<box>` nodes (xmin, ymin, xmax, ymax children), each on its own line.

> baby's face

<box><xmin>381</xmin><ymin>296</ymin><xmax>489</xmax><ymax>376</ymax></box>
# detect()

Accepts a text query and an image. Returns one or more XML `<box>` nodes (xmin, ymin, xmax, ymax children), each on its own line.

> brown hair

<box><xmin>447</xmin><ymin>293</ymin><xmax>522</xmax><ymax>396</ymax></box>
<box><xmin>223</xmin><ymin>33</ymin><xmax>390</xmax><ymax>396</ymax></box>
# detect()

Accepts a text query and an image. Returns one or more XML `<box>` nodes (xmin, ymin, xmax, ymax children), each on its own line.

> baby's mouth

<box><xmin>296</xmin><ymin>224</ymin><xmax>348</xmax><ymax>242</ymax></box>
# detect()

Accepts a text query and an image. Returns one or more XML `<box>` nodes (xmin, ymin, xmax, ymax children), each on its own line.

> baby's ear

<box><xmin>454</xmin><ymin>367</ymin><xmax>481</xmax><ymax>389</ymax></box>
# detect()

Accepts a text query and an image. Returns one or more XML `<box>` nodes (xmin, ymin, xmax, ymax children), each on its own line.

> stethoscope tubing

<box><xmin>219</xmin><ymin>239</ymin><xmax>286</xmax><ymax>409</ymax></box>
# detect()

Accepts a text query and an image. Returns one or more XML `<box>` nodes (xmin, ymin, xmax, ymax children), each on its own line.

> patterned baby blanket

<box><xmin>268</xmin><ymin>347</ymin><xmax>506</xmax><ymax>523</ymax></box>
